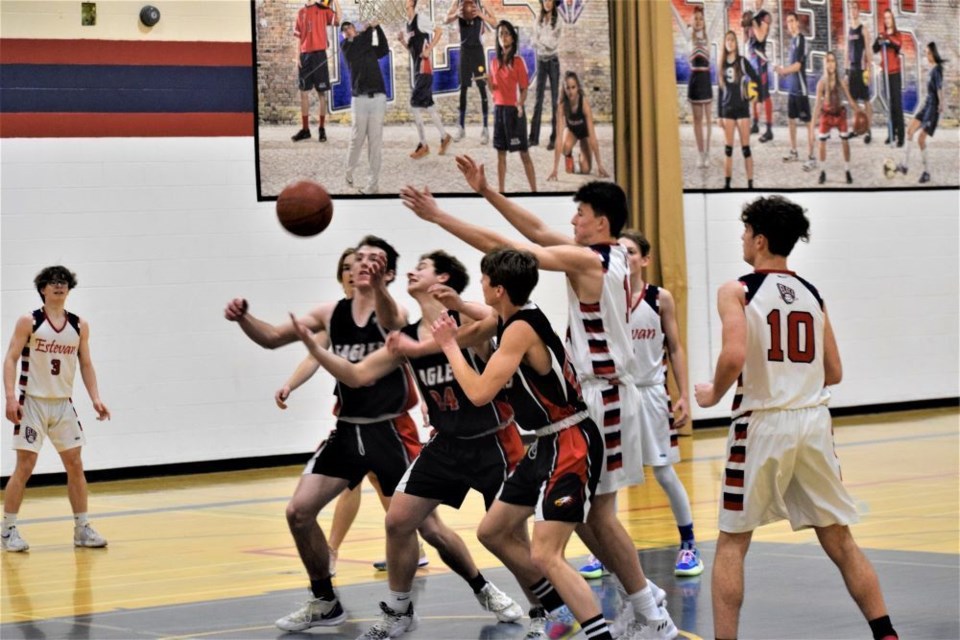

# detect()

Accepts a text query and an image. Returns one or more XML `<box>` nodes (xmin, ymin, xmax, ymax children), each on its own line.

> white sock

<box><xmin>845</xmin><ymin>161</ymin><xmax>850</xmax><ymax>171</ymax></box>
<box><xmin>427</xmin><ymin>107</ymin><xmax>446</xmax><ymax>139</ymax></box>
<box><xmin>627</xmin><ymin>585</ymin><xmax>660</xmax><ymax>621</ymax></box>
<box><xmin>386</xmin><ymin>590</ymin><xmax>412</xmax><ymax>614</ymax></box>
<box><xmin>921</xmin><ymin>147</ymin><xmax>929</xmax><ymax>172</ymax></box>
<box><xmin>74</xmin><ymin>512</ymin><xmax>90</xmax><ymax>527</ymax></box>
<box><xmin>412</xmin><ymin>109</ymin><xmax>427</xmax><ymax>146</ymax></box>
<box><xmin>2</xmin><ymin>512</ymin><xmax>17</xmax><ymax>531</ymax></box>
<box><xmin>904</xmin><ymin>139</ymin><xmax>913</xmax><ymax>167</ymax></box>
<box><xmin>652</xmin><ymin>465</ymin><xmax>693</xmax><ymax>526</ymax></box>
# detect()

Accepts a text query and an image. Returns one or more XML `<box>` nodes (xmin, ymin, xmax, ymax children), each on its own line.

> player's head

<box><xmin>409</xmin><ymin>251</ymin><xmax>469</xmax><ymax>295</ymax></box>
<box><xmin>785</xmin><ymin>11</ymin><xmax>798</xmax><ymax>35</ymax></box>
<box><xmin>825</xmin><ymin>50</ymin><xmax>838</xmax><ymax>77</ymax></box>
<box><xmin>572</xmin><ymin>181</ymin><xmax>628</xmax><ymax>242</ymax></box>
<box><xmin>927</xmin><ymin>42</ymin><xmax>945</xmax><ymax>66</ymax></box>
<box><xmin>692</xmin><ymin>5</ymin><xmax>704</xmax><ymax>29</ymax></box>
<box><xmin>882</xmin><ymin>9</ymin><xmax>896</xmax><ymax>33</ymax></box>
<box><xmin>562</xmin><ymin>71</ymin><xmax>582</xmax><ymax>105</ymax></box>
<box><xmin>355</xmin><ymin>235</ymin><xmax>399</xmax><ymax>287</ymax></box>
<box><xmin>739</xmin><ymin>196</ymin><xmax>810</xmax><ymax>262</ymax></box>
<box><xmin>336</xmin><ymin>247</ymin><xmax>357</xmax><ymax>297</ymax></box>
<box><xmin>495</xmin><ymin>20</ymin><xmax>518</xmax><ymax>65</ymax></box>
<box><xmin>540</xmin><ymin>0</ymin><xmax>558</xmax><ymax>26</ymax></box>
<box><xmin>618</xmin><ymin>230</ymin><xmax>652</xmax><ymax>277</ymax></box>
<box><xmin>848</xmin><ymin>0</ymin><xmax>860</xmax><ymax>19</ymax></box>
<box><xmin>480</xmin><ymin>247</ymin><xmax>539</xmax><ymax>306</ymax></box>
<box><xmin>340</xmin><ymin>21</ymin><xmax>357</xmax><ymax>38</ymax></box>
<box><xmin>34</xmin><ymin>265</ymin><xmax>77</xmax><ymax>302</ymax></box>
<box><xmin>724</xmin><ymin>30</ymin><xmax>739</xmax><ymax>55</ymax></box>
<box><xmin>356</xmin><ymin>235</ymin><xmax>399</xmax><ymax>273</ymax></box>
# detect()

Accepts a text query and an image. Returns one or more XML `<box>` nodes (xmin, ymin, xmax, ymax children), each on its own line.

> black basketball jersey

<box><xmin>847</xmin><ymin>24</ymin><xmax>865</xmax><ymax>70</ymax></box>
<box><xmin>458</xmin><ymin>16</ymin><xmax>484</xmax><ymax>48</ymax></box>
<box><xmin>406</xmin><ymin>14</ymin><xmax>429</xmax><ymax>75</ymax></box>
<box><xmin>329</xmin><ymin>298</ymin><xmax>413</xmax><ymax>422</ymax></box>
<box><xmin>497</xmin><ymin>303</ymin><xmax>586</xmax><ymax>433</ymax></box>
<box><xmin>401</xmin><ymin>312</ymin><xmax>512</xmax><ymax>438</ymax></box>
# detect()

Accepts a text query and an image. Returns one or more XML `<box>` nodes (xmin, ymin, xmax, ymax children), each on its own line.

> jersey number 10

<box><xmin>766</xmin><ymin>310</ymin><xmax>815</xmax><ymax>364</ymax></box>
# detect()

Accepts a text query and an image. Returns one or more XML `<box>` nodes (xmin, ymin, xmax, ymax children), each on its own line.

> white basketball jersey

<box><xmin>630</xmin><ymin>284</ymin><xmax>667</xmax><ymax>387</ymax></box>
<box><xmin>566</xmin><ymin>244</ymin><xmax>641</xmax><ymax>384</ymax></box>
<box><xmin>20</xmin><ymin>309</ymin><xmax>81</xmax><ymax>399</ymax></box>
<box><xmin>733</xmin><ymin>271</ymin><xmax>830</xmax><ymax>417</ymax></box>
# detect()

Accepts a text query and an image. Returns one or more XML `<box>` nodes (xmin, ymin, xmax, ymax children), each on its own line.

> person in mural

<box><xmin>846</xmin><ymin>0</ymin><xmax>874</xmax><ymax>144</ymax></box>
<box><xmin>718</xmin><ymin>30</ymin><xmax>760</xmax><ymax>190</ymax></box>
<box><xmin>487</xmin><ymin>20</ymin><xmax>537</xmax><ymax>192</ymax></box>
<box><xmin>671</xmin><ymin>2</ymin><xmax>724</xmax><ymax>169</ymax></box>
<box><xmin>3</xmin><ymin>266</ymin><xmax>111</xmax><ymax>553</ymax></box>
<box><xmin>812</xmin><ymin>51</ymin><xmax>864</xmax><ymax>185</ymax></box>
<box><xmin>872</xmin><ymin>9</ymin><xmax>905</xmax><ymax>147</ymax></box>
<box><xmin>529</xmin><ymin>0</ymin><xmax>563</xmax><ymax>150</ymax></box>
<box><xmin>546</xmin><ymin>71</ymin><xmax>610</xmax><ymax>181</ymax></box>
<box><xmin>694</xmin><ymin>195</ymin><xmax>900</xmax><ymax>640</ymax></box>
<box><xmin>341</xmin><ymin>20</ymin><xmax>390</xmax><ymax>195</ymax></box>
<box><xmin>775</xmin><ymin>11</ymin><xmax>816</xmax><ymax>172</ymax></box>
<box><xmin>897</xmin><ymin>42</ymin><xmax>946</xmax><ymax>184</ymax></box>
<box><xmin>743</xmin><ymin>0</ymin><xmax>774</xmax><ymax>143</ymax></box>
<box><xmin>291</xmin><ymin>0</ymin><xmax>342</xmax><ymax>143</ymax></box>
<box><xmin>445</xmin><ymin>0</ymin><xmax>499</xmax><ymax>145</ymax></box>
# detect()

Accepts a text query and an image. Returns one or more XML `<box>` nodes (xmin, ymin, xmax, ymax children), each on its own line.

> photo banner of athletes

<box><xmin>253</xmin><ymin>0</ymin><xmax>616</xmax><ymax>199</ymax></box>
<box><xmin>671</xmin><ymin>0</ymin><xmax>958</xmax><ymax>191</ymax></box>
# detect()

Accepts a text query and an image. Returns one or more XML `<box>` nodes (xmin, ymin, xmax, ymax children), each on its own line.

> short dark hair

<box><xmin>421</xmin><ymin>250</ymin><xmax>469</xmax><ymax>293</ymax></box>
<box><xmin>480</xmin><ymin>248</ymin><xmax>539</xmax><ymax>306</ymax></box>
<box><xmin>356</xmin><ymin>235</ymin><xmax>400</xmax><ymax>273</ymax></box>
<box><xmin>336</xmin><ymin>247</ymin><xmax>356</xmax><ymax>283</ymax></box>
<box><xmin>619</xmin><ymin>229</ymin><xmax>651</xmax><ymax>258</ymax></box>
<box><xmin>785</xmin><ymin>10</ymin><xmax>798</xmax><ymax>20</ymax></box>
<box><xmin>34</xmin><ymin>265</ymin><xmax>77</xmax><ymax>301</ymax></box>
<box><xmin>573</xmin><ymin>181</ymin><xmax>628</xmax><ymax>237</ymax></box>
<box><xmin>740</xmin><ymin>196</ymin><xmax>810</xmax><ymax>257</ymax></box>
<box><xmin>340</xmin><ymin>21</ymin><xmax>353</xmax><ymax>32</ymax></box>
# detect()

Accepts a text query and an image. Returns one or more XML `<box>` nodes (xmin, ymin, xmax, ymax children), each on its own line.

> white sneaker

<box><xmin>356</xmin><ymin>601</ymin><xmax>418</xmax><ymax>639</ymax></box>
<box><xmin>1</xmin><ymin>527</ymin><xmax>29</xmax><ymax>552</ymax></box>
<box><xmin>802</xmin><ymin>157</ymin><xmax>818</xmax><ymax>172</ymax></box>
<box><xmin>609</xmin><ymin>580</ymin><xmax>667</xmax><ymax>637</ymax></box>
<box><xmin>275</xmin><ymin>596</ymin><xmax>347</xmax><ymax>631</ymax></box>
<box><xmin>345</xmin><ymin>172</ymin><xmax>354</xmax><ymax>186</ymax></box>
<box><xmin>480</xmin><ymin>127</ymin><xmax>490</xmax><ymax>145</ymax></box>
<box><xmin>525</xmin><ymin>607</ymin><xmax>548</xmax><ymax>639</ymax></box>
<box><xmin>453</xmin><ymin>125</ymin><xmax>465</xmax><ymax>142</ymax></box>
<box><xmin>74</xmin><ymin>523</ymin><xmax>107</xmax><ymax>548</ymax></box>
<box><xmin>622</xmin><ymin>607</ymin><xmax>678</xmax><ymax>640</ymax></box>
<box><xmin>475</xmin><ymin>581</ymin><xmax>523</xmax><ymax>622</ymax></box>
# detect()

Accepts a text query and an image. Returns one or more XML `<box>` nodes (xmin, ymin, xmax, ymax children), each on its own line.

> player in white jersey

<box><xmin>2</xmin><ymin>266</ymin><xmax>111</xmax><ymax>552</ymax></box>
<box><xmin>694</xmin><ymin>197</ymin><xmax>898</xmax><ymax>640</ymax></box>
<box><xmin>400</xmin><ymin>160</ymin><xmax>676</xmax><ymax>639</ymax></box>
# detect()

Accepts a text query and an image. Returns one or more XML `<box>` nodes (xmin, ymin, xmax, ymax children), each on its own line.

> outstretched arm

<box><xmin>78</xmin><ymin>320</ymin><xmax>110</xmax><ymax>421</ymax></box>
<box><xmin>276</xmin><ymin>330</ymin><xmax>329</xmax><ymax>409</ymax></box>
<box><xmin>290</xmin><ymin>313</ymin><xmax>402</xmax><ymax>387</ymax></box>
<box><xmin>454</xmin><ymin>155</ymin><xmax>575</xmax><ymax>246</ymax></box>
<box><xmin>224</xmin><ymin>298</ymin><xmax>333</xmax><ymax>349</ymax></box>
<box><xmin>370</xmin><ymin>253</ymin><xmax>408</xmax><ymax>331</ymax></box>
<box><xmin>659</xmin><ymin>289</ymin><xmax>689</xmax><ymax>427</ymax></box>
<box><xmin>694</xmin><ymin>280</ymin><xmax>746</xmax><ymax>408</ymax></box>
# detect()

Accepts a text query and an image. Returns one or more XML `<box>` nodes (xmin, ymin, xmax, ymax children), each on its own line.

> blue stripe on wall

<box><xmin>0</xmin><ymin>65</ymin><xmax>253</xmax><ymax>113</ymax></box>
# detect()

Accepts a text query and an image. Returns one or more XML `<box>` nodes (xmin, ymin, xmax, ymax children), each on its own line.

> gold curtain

<box><xmin>612</xmin><ymin>0</ymin><xmax>690</xmax><ymax>431</ymax></box>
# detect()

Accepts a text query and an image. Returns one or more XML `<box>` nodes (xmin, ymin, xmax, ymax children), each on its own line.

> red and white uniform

<box><xmin>566</xmin><ymin>243</ymin><xmax>644</xmax><ymax>493</ymax></box>
<box><xmin>630</xmin><ymin>285</ymin><xmax>679</xmax><ymax>466</ymax></box>
<box><xmin>720</xmin><ymin>271</ymin><xmax>857</xmax><ymax>533</ymax></box>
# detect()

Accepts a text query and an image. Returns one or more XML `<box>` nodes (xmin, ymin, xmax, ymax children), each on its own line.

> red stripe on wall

<box><xmin>0</xmin><ymin>39</ymin><xmax>252</xmax><ymax>66</ymax></box>
<box><xmin>0</xmin><ymin>113</ymin><xmax>254</xmax><ymax>138</ymax></box>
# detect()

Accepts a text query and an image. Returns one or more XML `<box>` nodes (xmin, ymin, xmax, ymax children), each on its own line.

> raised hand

<box><xmin>430</xmin><ymin>312</ymin><xmax>459</xmax><ymax>350</ymax></box>
<box><xmin>455</xmin><ymin>154</ymin><xmax>489</xmax><ymax>193</ymax></box>
<box><xmin>289</xmin><ymin>312</ymin><xmax>313</xmax><ymax>345</ymax></box>
<box><xmin>429</xmin><ymin>284</ymin><xmax>464</xmax><ymax>312</ymax></box>
<box><xmin>399</xmin><ymin>185</ymin><xmax>443</xmax><ymax>222</ymax></box>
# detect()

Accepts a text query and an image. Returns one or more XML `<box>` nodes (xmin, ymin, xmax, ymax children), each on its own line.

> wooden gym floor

<box><xmin>1</xmin><ymin>408</ymin><xmax>957</xmax><ymax>640</ymax></box>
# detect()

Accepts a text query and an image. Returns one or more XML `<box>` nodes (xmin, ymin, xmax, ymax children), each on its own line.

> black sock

<box><xmin>747</xmin><ymin>179</ymin><xmax>754</xmax><ymax>189</ymax></box>
<box><xmin>529</xmin><ymin>578</ymin><xmax>565</xmax><ymax>612</ymax></box>
<box><xmin>467</xmin><ymin>572</ymin><xmax>488</xmax><ymax>594</ymax></box>
<box><xmin>725</xmin><ymin>177</ymin><xmax>732</xmax><ymax>189</ymax></box>
<box><xmin>310</xmin><ymin>577</ymin><xmax>335</xmax><ymax>600</ymax></box>
<box><xmin>868</xmin><ymin>615</ymin><xmax>897</xmax><ymax>640</ymax></box>
<box><xmin>581</xmin><ymin>613</ymin><xmax>612</xmax><ymax>639</ymax></box>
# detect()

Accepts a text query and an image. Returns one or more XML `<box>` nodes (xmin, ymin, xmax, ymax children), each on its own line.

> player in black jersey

<box><xmin>445</xmin><ymin>0</ymin><xmax>498</xmax><ymax>144</ymax></box>
<box><xmin>224</xmin><ymin>235</ymin><xmax>444</xmax><ymax>633</ymax></box>
<box><xmin>290</xmin><ymin>250</ymin><xmax>524</xmax><ymax>640</ymax></box>
<box><xmin>846</xmin><ymin>0</ymin><xmax>874</xmax><ymax>144</ymax></box>
<box><xmin>431</xmin><ymin>248</ymin><xmax>629</xmax><ymax>640</ymax></box>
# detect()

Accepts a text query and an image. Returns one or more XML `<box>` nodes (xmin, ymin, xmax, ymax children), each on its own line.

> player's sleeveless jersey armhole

<box><xmin>793</xmin><ymin>275</ymin><xmax>824</xmax><ymax>309</ymax></box>
<box><xmin>66</xmin><ymin>312</ymin><xmax>81</xmax><ymax>334</ymax></box>
<box><xmin>738</xmin><ymin>272</ymin><xmax>769</xmax><ymax>305</ymax></box>
<box><xmin>643</xmin><ymin>284</ymin><xmax>661</xmax><ymax>314</ymax></box>
<box><xmin>31</xmin><ymin>309</ymin><xmax>45</xmax><ymax>332</ymax></box>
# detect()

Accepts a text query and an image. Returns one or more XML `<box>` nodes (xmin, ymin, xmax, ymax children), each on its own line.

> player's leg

<box><xmin>346</xmin><ymin>97</ymin><xmax>370</xmax><ymax>185</ymax></box>
<box><xmin>788</xmin><ymin>117</ymin><xmax>798</xmax><ymax>155</ymax></box>
<box><xmin>722</xmin><ymin>118</ymin><xmax>735</xmax><ymax>188</ymax></box>
<box><xmin>577</xmin><ymin>137</ymin><xmax>591</xmax><ymax>175</ymax></box>
<box><xmin>286</xmin><ymin>474</ymin><xmax>350</xmax><ymax>580</ymax></box>
<box><xmin>477</xmin><ymin>500</ymin><xmax>540</xmax><ymax>591</ymax></box>
<box><xmin>58</xmin><ymin>446</ymin><xmax>106</xmax><ymax>547</ymax></box>
<box><xmin>316</xmin><ymin>88</ymin><xmax>328</xmax><ymax>142</ymax></box>
<box><xmin>497</xmin><ymin>150</ymin><xmax>507</xmax><ymax>192</ymax></box>
<box><xmin>530</xmin><ymin>61</ymin><xmax>549</xmax><ymax>145</ymax></box>
<box><xmin>712</xmin><ymin>529</ymin><xmax>753</xmax><ymax>640</ymax></box>
<box><xmin>300</xmin><ymin>91</ymin><xmax>311</xmax><ymax>130</ymax></box>
<box><xmin>547</xmin><ymin>58</ymin><xmax>560</xmax><ymax>149</ymax></box>
<box><xmin>692</xmin><ymin>101</ymin><xmax>705</xmax><ymax>156</ymax></box>
<box><xmin>652</xmin><ymin>464</ymin><xmax>701</xmax><ymax>575</ymax></box>
<box><xmin>2</xmin><ymin>449</ymin><xmax>38</xmax><ymax>552</ymax></box>
<box><xmin>411</xmin><ymin>108</ymin><xmax>430</xmax><ymax>158</ymax></box>
<box><xmin>917</xmin><ymin>130</ymin><xmax>931</xmax><ymax>182</ymax></box>
<box><xmin>737</xmin><ymin>118</ymin><xmax>753</xmax><ymax>187</ymax></box>
<box><xmin>476</xmin><ymin>79</ymin><xmax>490</xmax><ymax>142</ymax></box>
<box><xmin>327</xmin><ymin>485</ymin><xmax>362</xmax><ymax>574</ymax></box>
<box><xmin>364</xmin><ymin>95</ymin><xmax>386</xmax><ymax>193</ymax></box>
<box><xmin>520</xmin><ymin>150</ymin><xmax>537</xmax><ymax>192</ymax></box>
<box><xmin>900</xmin><ymin>118</ymin><xmax>921</xmax><ymax>174</ymax></box>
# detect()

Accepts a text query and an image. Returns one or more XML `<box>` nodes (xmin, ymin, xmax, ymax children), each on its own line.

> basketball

<box><xmin>276</xmin><ymin>180</ymin><xmax>333</xmax><ymax>237</ymax></box>
<box><xmin>853</xmin><ymin>110</ymin><xmax>869</xmax><ymax>136</ymax></box>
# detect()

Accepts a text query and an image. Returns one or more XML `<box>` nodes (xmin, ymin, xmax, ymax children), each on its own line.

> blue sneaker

<box><xmin>545</xmin><ymin>606</ymin><xmax>580</xmax><ymax>640</ymax></box>
<box><xmin>578</xmin><ymin>554</ymin><xmax>605</xmax><ymax>579</ymax></box>
<box><xmin>675</xmin><ymin>546</ymin><xmax>704</xmax><ymax>577</ymax></box>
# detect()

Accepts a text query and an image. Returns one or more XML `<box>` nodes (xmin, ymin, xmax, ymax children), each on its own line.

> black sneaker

<box><xmin>846</xmin><ymin>170</ymin><xmax>853</xmax><ymax>184</ymax></box>
<box><xmin>546</xmin><ymin>140</ymin><xmax>555</xmax><ymax>151</ymax></box>
<box><xmin>758</xmin><ymin>129</ymin><xmax>773</xmax><ymax>143</ymax></box>
<box><xmin>919</xmin><ymin>171</ymin><xmax>931</xmax><ymax>184</ymax></box>
<box><xmin>291</xmin><ymin>129</ymin><xmax>311</xmax><ymax>142</ymax></box>
<box><xmin>818</xmin><ymin>170</ymin><xmax>826</xmax><ymax>185</ymax></box>
<box><xmin>750</xmin><ymin>121</ymin><xmax>759</xmax><ymax>134</ymax></box>
<box><xmin>864</xmin><ymin>132</ymin><xmax>872</xmax><ymax>144</ymax></box>
<box><xmin>318</xmin><ymin>127</ymin><xmax>327</xmax><ymax>142</ymax></box>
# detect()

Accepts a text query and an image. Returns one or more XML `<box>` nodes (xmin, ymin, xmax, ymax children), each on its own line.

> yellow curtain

<box><xmin>613</xmin><ymin>0</ymin><xmax>690</xmax><ymax>431</ymax></box>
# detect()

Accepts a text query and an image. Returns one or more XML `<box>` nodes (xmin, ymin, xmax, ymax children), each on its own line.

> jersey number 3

<box><xmin>50</xmin><ymin>358</ymin><xmax>61</xmax><ymax>375</ymax></box>
<box><xmin>766</xmin><ymin>310</ymin><xmax>815</xmax><ymax>363</ymax></box>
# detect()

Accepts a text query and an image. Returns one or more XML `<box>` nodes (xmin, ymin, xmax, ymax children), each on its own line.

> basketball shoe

<box><xmin>357</xmin><ymin>601</ymin><xmax>418</xmax><ymax>639</ymax></box>
<box><xmin>74</xmin><ymin>523</ymin><xmax>107</xmax><ymax>548</ymax></box>
<box><xmin>674</xmin><ymin>546</ymin><xmax>704</xmax><ymax>577</ymax></box>
<box><xmin>1</xmin><ymin>526</ymin><xmax>29</xmax><ymax>552</ymax></box>
<box><xmin>475</xmin><ymin>581</ymin><xmax>523</xmax><ymax>622</ymax></box>
<box><xmin>275</xmin><ymin>595</ymin><xmax>347</xmax><ymax>631</ymax></box>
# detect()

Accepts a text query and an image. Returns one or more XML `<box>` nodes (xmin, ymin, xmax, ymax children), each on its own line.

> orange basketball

<box><xmin>276</xmin><ymin>180</ymin><xmax>333</xmax><ymax>237</ymax></box>
<box><xmin>853</xmin><ymin>110</ymin><xmax>869</xmax><ymax>136</ymax></box>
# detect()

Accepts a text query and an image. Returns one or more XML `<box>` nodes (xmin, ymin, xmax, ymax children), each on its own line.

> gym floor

<box><xmin>1</xmin><ymin>408</ymin><xmax>957</xmax><ymax>640</ymax></box>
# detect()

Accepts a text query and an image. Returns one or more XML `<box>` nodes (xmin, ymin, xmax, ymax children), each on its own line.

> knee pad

<box><xmin>742</xmin><ymin>145</ymin><xmax>752</xmax><ymax>158</ymax></box>
<box><xmin>725</xmin><ymin>145</ymin><xmax>733</xmax><ymax>157</ymax></box>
